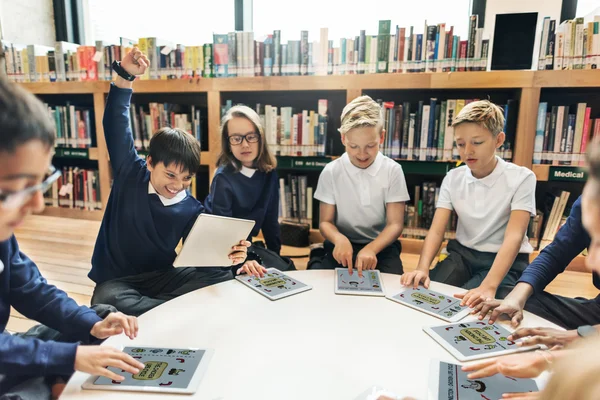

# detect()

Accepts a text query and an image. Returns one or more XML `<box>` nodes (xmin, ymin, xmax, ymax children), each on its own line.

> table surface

<box><xmin>61</xmin><ymin>270</ymin><xmax>559</xmax><ymax>400</ymax></box>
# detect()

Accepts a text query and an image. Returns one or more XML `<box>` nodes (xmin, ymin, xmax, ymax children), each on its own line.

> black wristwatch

<box><xmin>577</xmin><ymin>325</ymin><xmax>598</xmax><ymax>338</ymax></box>
<box><xmin>112</xmin><ymin>60</ymin><xmax>136</xmax><ymax>81</ymax></box>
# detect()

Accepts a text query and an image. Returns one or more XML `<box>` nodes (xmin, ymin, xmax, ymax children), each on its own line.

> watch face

<box><xmin>579</xmin><ymin>325</ymin><xmax>598</xmax><ymax>337</ymax></box>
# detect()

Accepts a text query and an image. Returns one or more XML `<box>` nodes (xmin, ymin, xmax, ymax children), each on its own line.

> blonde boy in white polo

<box><xmin>309</xmin><ymin>96</ymin><xmax>410</xmax><ymax>276</ymax></box>
<box><xmin>401</xmin><ymin>100</ymin><xmax>536</xmax><ymax>309</ymax></box>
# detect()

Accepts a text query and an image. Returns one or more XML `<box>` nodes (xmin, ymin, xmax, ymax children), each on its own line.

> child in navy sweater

<box><xmin>0</xmin><ymin>76</ymin><xmax>144</xmax><ymax>399</ymax></box>
<box><xmin>89</xmin><ymin>48</ymin><xmax>252</xmax><ymax>316</ymax></box>
<box><xmin>205</xmin><ymin>105</ymin><xmax>293</xmax><ymax>277</ymax></box>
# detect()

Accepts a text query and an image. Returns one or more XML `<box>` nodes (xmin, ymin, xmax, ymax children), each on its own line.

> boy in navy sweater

<box><xmin>90</xmin><ymin>48</ymin><xmax>252</xmax><ymax>316</ymax></box>
<box><xmin>0</xmin><ymin>77</ymin><xmax>144</xmax><ymax>399</ymax></box>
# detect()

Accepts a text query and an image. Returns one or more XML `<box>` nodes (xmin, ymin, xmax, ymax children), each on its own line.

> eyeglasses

<box><xmin>0</xmin><ymin>166</ymin><xmax>61</xmax><ymax>210</ymax></box>
<box><xmin>228</xmin><ymin>133</ymin><xmax>260</xmax><ymax>146</ymax></box>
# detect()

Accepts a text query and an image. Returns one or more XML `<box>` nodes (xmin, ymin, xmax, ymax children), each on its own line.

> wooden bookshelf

<box><xmin>532</xmin><ymin>164</ymin><xmax>588</xmax><ymax>182</ymax></box>
<box><xmin>17</xmin><ymin>70</ymin><xmax>600</xmax><ymax>257</ymax></box>
<box><xmin>39</xmin><ymin>207</ymin><xmax>104</xmax><ymax>221</ymax></box>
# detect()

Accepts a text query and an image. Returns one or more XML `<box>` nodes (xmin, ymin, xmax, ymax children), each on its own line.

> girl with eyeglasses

<box><xmin>204</xmin><ymin>105</ymin><xmax>295</xmax><ymax>277</ymax></box>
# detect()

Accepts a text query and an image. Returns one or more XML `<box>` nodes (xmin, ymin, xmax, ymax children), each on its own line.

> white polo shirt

<box><xmin>436</xmin><ymin>156</ymin><xmax>536</xmax><ymax>253</ymax></box>
<box><xmin>314</xmin><ymin>152</ymin><xmax>410</xmax><ymax>244</ymax></box>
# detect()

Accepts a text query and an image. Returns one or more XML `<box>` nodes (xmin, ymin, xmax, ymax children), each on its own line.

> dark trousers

<box><xmin>249</xmin><ymin>244</ymin><xmax>296</xmax><ymax>272</ymax></box>
<box><xmin>308</xmin><ymin>240</ymin><xmax>403</xmax><ymax>275</ymax></box>
<box><xmin>429</xmin><ymin>240</ymin><xmax>529</xmax><ymax>290</ymax></box>
<box><xmin>91</xmin><ymin>267</ymin><xmax>232</xmax><ymax>317</ymax></box>
<box><xmin>522</xmin><ymin>291</ymin><xmax>600</xmax><ymax>330</ymax></box>
<box><xmin>0</xmin><ymin>304</ymin><xmax>116</xmax><ymax>400</ymax></box>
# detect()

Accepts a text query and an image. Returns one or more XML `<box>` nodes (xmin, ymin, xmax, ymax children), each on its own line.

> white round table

<box><xmin>61</xmin><ymin>271</ymin><xmax>559</xmax><ymax>400</ymax></box>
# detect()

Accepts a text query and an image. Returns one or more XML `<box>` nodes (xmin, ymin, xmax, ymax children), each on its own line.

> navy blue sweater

<box><xmin>519</xmin><ymin>196</ymin><xmax>599</xmax><ymax>296</ymax></box>
<box><xmin>89</xmin><ymin>84</ymin><xmax>205</xmax><ymax>284</ymax></box>
<box><xmin>0</xmin><ymin>236</ymin><xmax>101</xmax><ymax>386</ymax></box>
<box><xmin>205</xmin><ymin>166</ymin><xmax>281</xmax><ymax>255</ymax></box>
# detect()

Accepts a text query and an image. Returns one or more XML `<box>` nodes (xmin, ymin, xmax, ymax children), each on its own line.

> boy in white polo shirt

<box><xmin>401</xmin><ymin>100</ymin><xmax>536</xmax><ymax>308</ymax></box>
<box><xmin>309</xmin><ymin>95</ymin><xmax>410</xmax><ymax>275</ymax></box>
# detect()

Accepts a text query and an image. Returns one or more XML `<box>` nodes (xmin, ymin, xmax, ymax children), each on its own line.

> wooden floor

<box><xmin>8</xmin><ymin>215</ymin><xmax>599</xmax><ymax>332</ymax></box>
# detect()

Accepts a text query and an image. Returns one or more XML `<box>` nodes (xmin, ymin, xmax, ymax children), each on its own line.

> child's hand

<box><xmin>229</xmin><ymin>240</ymin><xmax>251</xmax><ymax>265</ymax></box>
<box><xmin>455</xmin><ymin>285</ymin><xmax>497</xmax><ymax>308</ymax></box>
<box><xmin>400</xmin><ymin>270</ymin><xmax>430</xmax><ymax>289</ymax></box>
<box><xmin>90</xmin><ymin>312</ymin><xmax>138</xmax><ymax>340</ymax></box>
<box><xmin>333</xmin><ymin>238</ymin><xmax>354</xmax><ymax>274</ymax></box>
<box><xmin>236</xmin><ymin>260</ymin><xmax>267</xmax><ymax>277</ymax></box>
<box><xmin>355</xmin><ymin>247</ymin><xmax>377</xmax><ymax>277</ymax></box>
<box><xmin>75</xmin><ymin>345</ymin><xmax>145</xmax><ymax>381</ymax></box>
<box><xmin>461</xmin><ymin>350</ymin><xmax>551</xmax><ymax>379</ymax></box>
<box><xmin>121</xmin><ymin>47</ymin><xmax>149</xmax><ymax>77</ymax></box>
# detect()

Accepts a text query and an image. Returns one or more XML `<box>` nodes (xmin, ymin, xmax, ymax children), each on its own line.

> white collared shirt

<box><xmin>314</xmin><ymin>152</ymin><xmax>410</xmax><ymax>244</ymax></box>
<box><xmin>148</xmin><ymin>181</ymin><xmax>188</xmax><ymax>206</ymax></box>
<box><xmin>240</xmin><ymin>166</ymin><xmax>257</xmax><ymax>178</ymax></box>
<box><xmin>436</xmin><ymin>156</ymin><xmax>536</xmax><ymax>253</ymax></box>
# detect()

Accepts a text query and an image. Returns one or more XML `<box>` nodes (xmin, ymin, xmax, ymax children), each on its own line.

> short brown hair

<box><xmin>452</xmin><ymin>100</ymin><xmax>505</xmax><ymax>136</ymax></box>
<box><xmin>216</xmin><ymin>105</ymin><xmax>277</xmax><ymax>173</ymax></box>
<box><xmin>148</xmin><ymin>127</ymin><xmax>201</xmax><ymax>174</ymax></box>
<box><xmin>339</xmin><ymin>95</ymin><xmax>384</xmax><ymax>135</ymax></box>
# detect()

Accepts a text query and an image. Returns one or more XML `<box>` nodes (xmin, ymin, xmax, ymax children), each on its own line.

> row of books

<box><xmin>128</xmin><ymin>103</ymin><xmax>203</xmax><ymax>150</ymax></box>
<box><xmin>377</xmin><ymin>98</ymin><xmax>517</xmax><ymax>162</ymax></box>
<box><xmin>403</xmin><ymin>182</ymin><xmax>457</xmax><ymax>240</ymax></box>
<box><xmin>533</xmin><ymin>102</ymin><xmax>600</xmax><ymax>165</ymax></box>
<box><xmin>43</xmin><ymin>167</ymin><xmax>102</xmax><ymax>210</ymax></box>
<box><xmin>222</xmin><ymin>99</ymin><xmax>328</xmax><ymax>157</ymax></box>
<box><xmin>45</xmin><ymin>104</ymin><xmax>93</xmax><ymax>148</ymax></box>
<box><xmin>1</xmin><ymin>15</ymin><xmax>488</xmax><ymax>82</ymax></box>
<box><xmin>537</xmin><ymin>15</ymin><xmax>600</xmax><ymax>70</ymax></box>
<box><xmin>278</xmin><ymin>175</ymin><xmax>313</xmax><ymax>226</ymax></box>
<box><xmin>528</xmin><ymin>190</ymin><xmax>572</xmax><ymax>251</ymax></box>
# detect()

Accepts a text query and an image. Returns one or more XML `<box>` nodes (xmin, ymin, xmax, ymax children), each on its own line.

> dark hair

<box><xmin>0</xmin><ymin>76</ymin><xmax>55</xmax><ymax>153</ymax></box>
<box><xmin>216</xmin><ymin>105</ymin><xmax>277</xmax><ymax>173</ymax></box>
<box><xmin>148</xmin><ymin>127</ymin><xmax>201</xmax><ymax>174</ymax></box>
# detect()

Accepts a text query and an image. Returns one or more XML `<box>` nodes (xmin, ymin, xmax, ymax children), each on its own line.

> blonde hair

<box><xmin>452</xmin><ymin>100</ymin><xmax>505</xmax><ymax>136</ymax></box>
<box><xmin>338</xmin><ymin>95</ymin><xmax>384</xmax><ymax>135</ymax></box>
<box><xmin>216</xmin><ymin>105</ymin><xmax>277</xmax><ymax>173</ymax></box>
<box><xmin>539</xmin><ymin>338</ymin><xmax>600</xmax><ymax>400</ymax></box>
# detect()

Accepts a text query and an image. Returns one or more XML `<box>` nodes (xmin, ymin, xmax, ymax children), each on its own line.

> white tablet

<box><xmin>235</xmin><ymin>268</ymin><xmax>312</xmax><ymax>300</ymax></box>
<box><xmin>428</xmin><ymin>359</ymin><xmax>539</xmax><ymax>400</ymax></box>
<box><xmin>334</xmin><ymin>268</ymin><xmax>385</xmax><ymax>297</ymax></box>
<box><xmin>82</xmin><ymin>346</ymin><xmax>213</xmax><ymax>394</ymax></box>
<box><xmin>173</xmin><ymin>214</ymin><xmax>255</xmax><ymax>267</ymax></box>
<box><xmin>423</xmin><ymin>321</ymin><xmax>540</xmax><ymax>362</ymax></box>
<box><xmin>386</xmin><ymin>286</ymin><xmax>471</xmax><ymax>322</ymax></box>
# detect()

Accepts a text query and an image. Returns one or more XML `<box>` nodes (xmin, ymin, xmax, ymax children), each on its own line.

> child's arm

<box><xmin>355</xmin><ymin>202</ymin><xmax>405</xmax><ymax>274</ymax></box>
<box><xmin>319</xmin><ymin>201</ymin><xmax>354</xmax><ymax>271</ymax></box>
<box><xmin>401</xmin><ymin>208</ymin><xmax>453</xmax><ymax>288</ymax></box>
<box><xmin>456</xmin><ymin>209</ymin><xmax>531</xmax><ymax>307</ymax></box>
<box><xmin>103</xmin><ymin>48</ymin><xmax>149</xmax><ymax>176</ymax></box>
<box><xmin>262</xmin><ymin>174</ymin><xmax>282</xmax><ymax>255</ymax></box>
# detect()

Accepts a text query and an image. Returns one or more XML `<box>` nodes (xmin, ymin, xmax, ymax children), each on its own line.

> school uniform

<box><xmin>308</xmin><ymin>152</ymin><xmax>410</xmax><ymax>274</ymax></box>
<box><xmin>513</xmin><ymin>196</ymin><xmax>600</xmax><ymax>329</ymax></box>
<box><xmin>89</xmin><ymin>83</ymin><xmax>232</xmax><ymax>317</ymax></box>
<box><xmin>0</xmin><ymin>235</ymin><xmax>105</xmax><ymax>398</ymax></box>
<box><xmin>429</xmin><ymin>156</ymin><xmax>536</xmax><ymax>289</ymax></box>
<box><xmin>204</xmin><ymin>165</ymin><xmax>294</xmax><ymax>271</ymax></box>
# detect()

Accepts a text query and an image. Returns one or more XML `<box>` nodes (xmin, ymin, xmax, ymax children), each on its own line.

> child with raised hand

<box><xmin>401</xmin><ymin>100</ymin><xmax>536</xmax><ymax>308</ymax></box>
<box><xmin>309</xmin><ymin>95</ymin><xmax>410</xmax><ymax>276</ymax></box>
<box><xmin>0</xmin><ymin>76</ymin><xmax>144</xmax><ymax>399</ymax></box>
<box><xmin>89</xmin><ymin>47</ymin><xmax>253</xmax><ymax>316</ymax></box>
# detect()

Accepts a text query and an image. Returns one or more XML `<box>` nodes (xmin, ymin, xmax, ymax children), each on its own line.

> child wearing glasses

<box><xmin>89</xmin><ymin>48</ymin><xmax>255</xmax><ymax>317</ymax></box>
<box><xmin>0</xmin><ymin>76</ymin><xmax>145</xmax><ymax>399</ymax></box>
<box><xmin>204</xmin><ymin>105</ymin><xmax>294</xmax><ymax>277</ymax></box>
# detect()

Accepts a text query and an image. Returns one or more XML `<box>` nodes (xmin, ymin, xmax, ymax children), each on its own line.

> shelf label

<box><xmin>549</xmin><ymin>167</ymin><xmax>587</xmax><ymax>182</ymax></box>
<box><xmin>55</xmin><ymin>148</ymin><xmax>89</xmax><ymax>159</ymax></box>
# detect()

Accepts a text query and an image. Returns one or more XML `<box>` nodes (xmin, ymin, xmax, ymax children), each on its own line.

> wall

<box><xmin>0</xmin><ymin>0</ymin><xmax>55</xmax><ymax>46</ymax></box>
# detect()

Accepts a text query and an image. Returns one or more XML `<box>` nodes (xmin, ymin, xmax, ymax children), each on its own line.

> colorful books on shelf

<box><xmin>1</xmin><ymin>15</ymin><xmax>489</xmax><ymax>82</ymax></box>
<box><xmin>46</xmin><ymin>104</ymin><xmax>93</xmax><ymax>148</ymax></box>
<box><xmin>533</xmin><ymin>102</ymin><xmax>599</xmax><ymax>166</ymax></box>
<box><xmin>279</xmin><ymin>175</ymin><xmax>313</xmax><ymax>227</ymax></box>
<box><xmin>44</xmin><ymin>167</ymin><xmax>102</xmax><ymax>210</ymax></box>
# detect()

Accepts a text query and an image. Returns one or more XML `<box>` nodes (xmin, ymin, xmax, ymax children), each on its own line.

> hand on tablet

<box><xmin>75</xmin><ymin>346</ymin><xmax>145</xmax><ymax>382</ymax></box>
<box><xmin>461</xmin><ymin>350</ymin><xmax>550</xmax><ymax>379</ymax></box>
<box><xmin>400</xmin><ymin>269</ymin><xmax>430</xmax><ymax>289</ymax></box>
<box><xmin>355</xmin><ymin>247</ymin><xmax>377</xmax><ymax>276</ymax></box>
<box><xmin>90</xmin><ymin>311</ymin><xmax>139</xmax><ymax>340</ymax></box>
<box><xmin>236</xmin><ymin>260</ymin><xmax>267</xmax><ymax>278</ymax></box>
<box><xmin>509</xmin><ymin>327</ymin><xmax>579</xmax><ymax>349</ymax></box>
<box><xmin>229</xmin><ymin>240</ymin><xmax>251</xmax><ymax>265</ymax></box>
<box><xmin>455</xmin><ymin>285</ymin><xmax>496</xmax><ymax>308</ymax></box>
<box><xmin>333</xmin><ymin>237</ymin><xmax>354</xmax><ymax>274</ymax></box>
<box><xmin>472</xmin><ymin>296</ymin><xmax>525</xmax><ymax>327</ymax></box>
